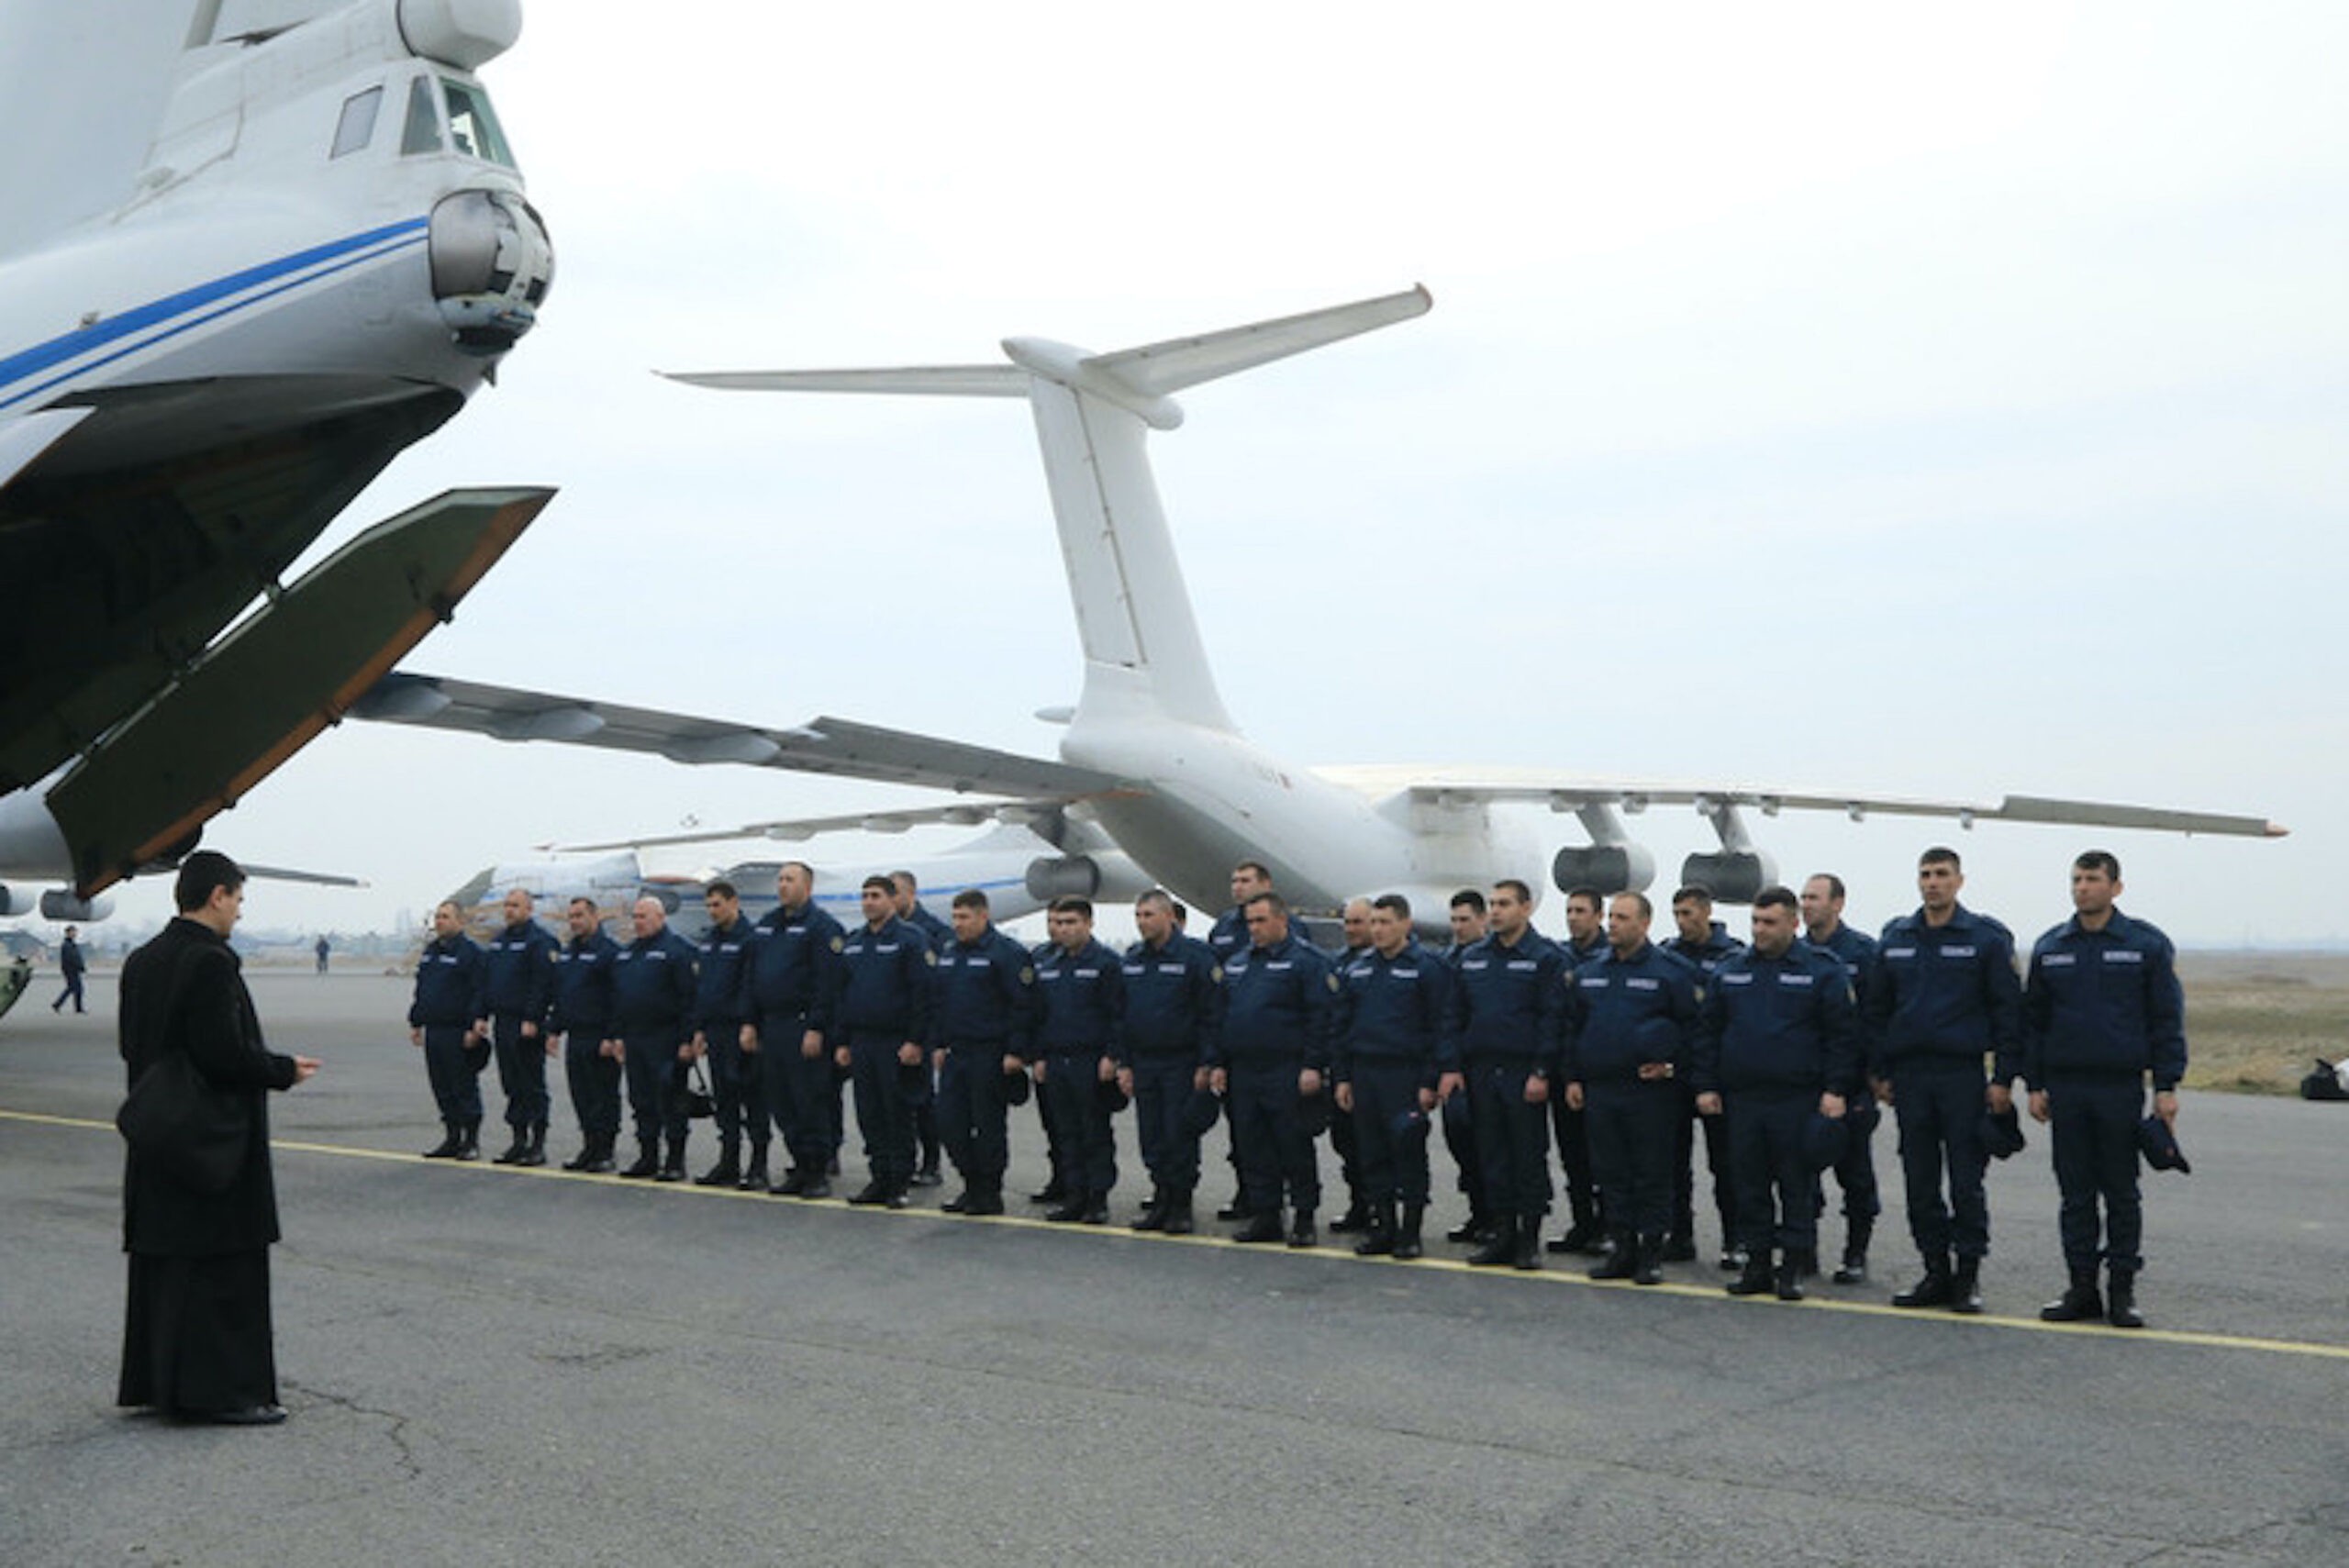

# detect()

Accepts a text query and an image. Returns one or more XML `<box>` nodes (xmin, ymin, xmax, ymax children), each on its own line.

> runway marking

<box><xmin>16</xmin><ymin>1105</ymin><xmax>2347</xmax><ymax>1363</ymax></box>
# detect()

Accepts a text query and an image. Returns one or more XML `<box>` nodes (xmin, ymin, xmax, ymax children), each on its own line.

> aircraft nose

<box><xmin>428</xmin><ymin>188</ymin><xmax>554</xmax><ymax>355</ymax></box>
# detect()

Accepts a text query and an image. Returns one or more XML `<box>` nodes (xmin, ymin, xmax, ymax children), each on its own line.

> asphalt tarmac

<box><xmin>4</xmin><ymin>972</ymin><xmax>2345</xmax><ymax>1567</ymax></box>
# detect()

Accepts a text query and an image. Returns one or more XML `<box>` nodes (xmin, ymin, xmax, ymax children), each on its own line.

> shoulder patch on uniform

<box><xmin>829</xmin><ymin>936</ymin><xmax>845</xmax><ymax>953</ymax></box>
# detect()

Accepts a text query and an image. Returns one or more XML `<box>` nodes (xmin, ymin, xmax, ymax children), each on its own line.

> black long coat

<box><xmin>119</xmin><ymin>918</ymin><xmax>299</xmax><ymax>1256</ymax></box>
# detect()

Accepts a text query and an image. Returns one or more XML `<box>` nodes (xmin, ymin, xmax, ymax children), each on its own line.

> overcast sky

<box><xmin>30</xmin><ymin>1</ymin><xmax>2348</xmax><ymax>948</ymax></box>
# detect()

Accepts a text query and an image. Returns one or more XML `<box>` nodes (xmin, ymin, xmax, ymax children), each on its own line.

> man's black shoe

<box><xmin>1588</xmin><ymin>1234</ymin><xmax>1638</xmax><ymax>1281</ymax></box>
<box><xmin>422</xmin><ymin>1126</ymin><xmax>463</xmax><ymax>1160</ymax></box>
<box><xmin>195</xmin><ymin>1404</ymin><xmax>287</xmax><ymax>1427</ymax></box>
<box><xmin>740</xmin><ymin>1154</ymin><xmax>769</xmax><ymax>1191</ymax></box>
<box><xmin>1230</xmin><ymin>1212</ymin><xmax>1284</xmax><ymax>1244</ymax></box>
<box><xmin>1775</xmin><ymin>1259</ymin><xmax>1806</xmax><ymax>1302</ymax></box>
<box><xmin>618</xmin><ymin>1145</ymin><xmax>661</xmax><ymax>1180</ymax></box>
<box><xmin>942</xmin><ymin>1189</ymin><xmax>973</xmax><ymax>1214</ymax></box>
<box><xmin>1079</xmin><ymin>1199</ymin><xmax>1110</xmax><ymax>1226</ymax></box>
<box><xmin>491</xmin><ymin>1133</ymin><xmax>529</xmax><ymax>1166</ymax></box>
<box><xmin>1044</xmin><ymin>1199</ymin><xmax>1088</xmax><ymax>1223</ymax></box>
<box><xmin>796</xmin><ymin>1177</ymin><xmax>833</xmax><ymax>1200</ymax></box>
<box><xmin>1447</xmin><ymin>1216</ymin><xmax>1493</xmax><ymax>1245</ymax></box>
<box><xmin>1031</xmin><ymin>1180</ymin><xmax>1069</xmax><ymax>1205</ymax></box>
<box><xmin>769</xmin><ymin>1169</ymin><xmax>807</xmax><ymax>1196</ymax></box>
<box><xmin>1216</xmin><ymin>1201</ymin><xmax>1246</xmax><ymax>1222</ymax></box>
<box><xmin>910</xmin><ymin>1166</ymin><xmax>944</xmax><ymax>1189</ymax></box>
<box><xmin>2107</xmin><ymin>1268</ymin><xmax>2144</xmax><ymax>1329</ymax></box>
<box><xmin>847</xmin><ymin>1182</ymin><xmax>890</xmax><ymax>1207</ymax></box>
<box><xmin>1329</xmin><ymin>1198</ymin><xmax>1370</xmax><ymax>1235</ymax></box>
<box><xmin>1546</xmin><ymin>1221</ymin><xmax>1601</xmax><ymax>1255</ymax></box>
<box><xmin>965</xmin><ymin>1187</ymin><xmax>1005</xmax><ymax>1217</ymax></box>
<box><xmin>1726</xmin><ymin>1253</ymin><xmax>1775</xmax><ymax>1296</ymax></box>
<box><xmin>694</xmin><ymin>1160</ymin><xmax>740</xmax><ymax>1188</ymax></box>
<box><xmin>1892</xmin><ymin>1257</ymin><xmax>1954</xmax><ymax>1309</ymax></box>
<box><xmin>1286</xmin><ymin>1210</ymin><xmax>1318</xmax><ymax>1249</ymax></box>
<box><xmin>1949</xmin><ymin>1258</ymin><xmax>1985</xmax><ymax>1316</ymax></box>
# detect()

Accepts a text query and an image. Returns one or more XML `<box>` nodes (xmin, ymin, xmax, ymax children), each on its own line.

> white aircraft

<box><xmin>356</xmin><ymin>287</ymin><xmax>2283</xmax><ymax>928</ymax></box>
<box><xmin>0</xmin><ymin>0</ymin><xmax>555</xmax><ymax>923</ymax></box>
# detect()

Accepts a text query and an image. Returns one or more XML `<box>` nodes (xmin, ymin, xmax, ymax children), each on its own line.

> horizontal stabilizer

<box><xmin>663</xmin><ymin>366</ymin><xmax>1028</xmax><ymax>397</ymax></box>
<box><xmin>1085</xmin><ymin>284</ymin><xmax>1431</xmax><ymax>397</ymax></box>
<box><xmin>354</xmin><ymin>673</ymin><xmax>1129</xmax><ymax>801</ymax></box>
<box><xmin>46</xmin><ymin>486</ymin><xmax>552</xmax><ymax>895</ymax></box>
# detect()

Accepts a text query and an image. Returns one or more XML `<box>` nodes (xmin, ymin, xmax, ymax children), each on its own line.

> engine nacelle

<box><xmin>39</xmin><ymin>891</ymin><xmax>116</xmax><ymax>923</ymax></box>
<box><xmin>1552</xmin><ymin>843</ymin><xmax>1657</xmax><ymax>897</ymax></box>
<box><xmin>0</xmin><ymin>884</ymin><xmax>34</xmax><ymax>917</ymax></box>
<box><xmin>1676</xmin><ymin>851</ymin><xmax>1778</xmax><ymax>906</ymax></box>
<box><xmin>1025</xmin><ymin>855</ymin><xmax>1102</xmax><ymax>903</ymax></box>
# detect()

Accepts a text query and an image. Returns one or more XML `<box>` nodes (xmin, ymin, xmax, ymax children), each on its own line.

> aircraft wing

<box><xmin>353</xmin><ymin>674</ymin><xmax>1130</xmax><ymax>800</ymax></box>
<box><xmin>1314</xmin><ymin>765</ymin><xmax>2288</xmax><ymax>839</ymax></box>
<box><xmin>551</xmin><ymin>799</ymin><xmax>1070</xmax><ymax>854</ymax></box>
<box><xmin>0</xmin><ymin>408</ymin><xmax>94</xmax><ymax>494</ymax></box>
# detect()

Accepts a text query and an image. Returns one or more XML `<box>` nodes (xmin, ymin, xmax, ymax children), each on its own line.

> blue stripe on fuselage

<box><xmin>0</xmin><ymin>217</ymin><xmax>430</xmax><ymax>410</ymax></box>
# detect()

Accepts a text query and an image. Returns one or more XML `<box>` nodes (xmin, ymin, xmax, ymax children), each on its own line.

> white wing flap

<box><xmin>1313</xmin><ymin>765</ymin><xmax>2287</xmax><ymax>839</ymax></box>
<box><xmin>356</xmin><ymin>673</ymin><xmax>1126</xmax><ymax>800</ymax></box>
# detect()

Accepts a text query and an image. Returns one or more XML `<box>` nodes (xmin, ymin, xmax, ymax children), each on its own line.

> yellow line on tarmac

<box><xmin>12</xmin><ymin>1106</ymin><xmax>2346</xmax><ymax>1362</ymax></box>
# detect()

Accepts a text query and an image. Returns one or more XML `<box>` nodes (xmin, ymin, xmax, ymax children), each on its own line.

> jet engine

<box><xmin>0</xmin><ymin>884</ymin><xmax>31</xmax><ymax>917</ymax></box>
<box><xmin>39</xmin><ymin>890</ymin><xmax>115</xmax><ymax>923</ymax></box>
<box><xmin>1676</xmin><ymin>851</ymin><xmax>1778</xmax><ymax>906</ymax></box>
<box><xmin>1551</xmin><ymin>843</ymin><xmax>1656</xmax><ymax>897</ymax></box>
<box><xmin>1025</xmin><ymin>855</ymin><xmax>1104</xmax><ymax>902</ymax></box>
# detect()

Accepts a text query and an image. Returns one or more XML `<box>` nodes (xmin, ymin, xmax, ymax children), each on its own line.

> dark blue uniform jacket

<box><xmin>1805</xmin><ymin>923</ymin><xmax>1880</xmax><ymax>1060</ymax></box>
<box><xmin>408</xmin><ymin>934</ymin><xmax>484</xmax><ymax>1028</ymax></box>
<box><xmin>1664</xmin><ymin>921</ymin><xmax>1744</xmax><ymax>976</ymax></box>
<box><xmin>1117</xmin><ymin>933</ymin><xmax>1223</xmax><ymax>1066</ymax></box>
<box><xmin>1445</xmin><ymin>929</ymin><xmax>1566</xmax><ymax>1073</ymax></box>
<box><xmin>1212</xmin><ymin>932</ymin><xmax>1335</xmax><ymax>1071</ymax></box>
<box><xmin>740</xmin><ymin>901</ymin><xmax>845</xmax><ymax>1037</ymax></box>
<box><xmin>1865</xmin><ymin>904</ymin><xmax>2024</xmax><ymax>1082</ymax></box>
<box><xmin>694</xmin><ymin>917</ymin><xmax>754</xmax><ymax>1027</ymax></box>
<box><xmin>930</xmin><ymin>927</ymin><xmax>1037</xmax><ymax>1054</ymax></box>
<box><xmin>549</xmin><ymin>930</ymin><xmax>619</xmax><ymax>1038</ymax></box>
<box><xmin>1031</xmin><ymin>937</ymin><xmax>1124</xmax><ymax>1057</ymax></box>
<box><xmin>1332</xmin><ymin>940</ymin><xmax>1455</xmax><ymax>1082</ymax></box>
<box><xmin>832</xmin><ymin>917</ymin><xmax>934</xmax><ymax>1040</ymax></box>
<box><xmin>1562</xmin><ymin>940</ymin><xmax>1701</xmax><ymax>1084</ymax></box>
<box><xmin>1694</xmin><ymin>940</ymin><xmax>1861</xmax><ymax>1096</ymax></box>
<box><xmin>2022</xmin><ymin>909</ymin><xmax>2186</xmax><ymax>1092</ymax></box>
<box><xmin>609</xmin><ymin>929</ymin><xmax>697</xmax><ymax>1041</ymax></box>
<box><xmin>479</xmin><ymin>918</ymin><xmax>558</xmax><ymax>1023</ymax></box>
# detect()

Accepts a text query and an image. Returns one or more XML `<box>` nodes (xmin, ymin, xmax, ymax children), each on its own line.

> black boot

<box><xmin>1393</xmin><ymin>1203</ymin><xmax>1424</xmax><ymax>1261</ymax></box>
<box><xmin>422</xmin><ymin>1123</ymin><xmax>463</xmax><ymax>1160</ymax></box>
<box><xmin>1632</xmin><ymin>1233</ymin><xmax>1665</xmax><ymax>1286</ymax></box>
<box><xmin>1892</xmin><ymin>1252</ymin><xmax>1954</xmax><ymax>1308</ymax></box>
<box><xmin>964</xmin><ymin>1179</ymin><xmax>1005</xmax><ymax>1217</ymax></box>
<box><xmin>1511</xmin><ymin>1215</ymin><xmax>1542</xmax><ymax>1271</ymax></box>
<box><xmin>1078</xmin><ymin>1195</ymin><xmax>1110</xmax><ymax>1226</ymax></box>
<box><xmin>1775</xmin><ymin>1254</ymin><xmax>1806</xmax><ymax>1302</ymax></box>
<box><xmin>1466</xmin><ymin>1220</ymin><xmax>1515</xmax><ymax>1267</ymax></box>
<box><xmin>1726</xmin><ymin>1249</ymin><xmax>1775</xmax><ymax>1296</ymax></box>
<box><xmin>1832</xmin><ymin>1217</ymin><xmax>1873</xmax><ymax>1285</ymax></box>
<box><xmin>491</xmin><ymin>1128</ymin><xmax>529</xmax><ymax>1165</ymax></box>
<box><xmin>619</xmin><ymin>1139</ymin><xmax>660</xmax><ymax>1179</ymax></box>
<box><xmin>1031</xmin><ymin>1175</ymin><xmax>1069</xmax><ymax>1206</ymax></box>
<box><xmin>2040</xmin><ymin>1264</ymin><xmax>2104</xmax><ymax>1322</ymax></box>
<box><xmin>1589</xmin><ymin>1229</ymin><xmax>1638</xmax><ymax>1281</ymax></box>
<box><xmin>1130</xmin><ymin>1185</ymin><xmax>1169</xmax><ymax>1232</ymax></box>
<box><xmin>1044</xmin><ymin>1195</ymin><xmax>1089</xmax><ymax>1223</ymax></box>
<box><xmin>1949</xmin><ymin>1256</ymin><xmax>1984</xmax><ymax>1315</ymax></box>
<box><xmin>516</xmin><ymin>1124</ymin><xmax>547</xmax><ymax>1168</ymax></box>
<box><xmin>695</xmin><ymin>1144</ymin><xmax>741</xmax><ymax>1187</ymax></box>
<box><xmin>1231</xmin><ymin>1209</ymin><xmax>1285</xmax><ymax>1244</ymax></box>
<box><xmin>1448</xmin><ymin>1209</ymin><xmax>1494</xmax><ymax>1245</ymax></box>
<box><xmin>1330</xmin><ymin>1194</ymin><xmax>1371</xmax><ymax>1235</ymax></box>
<box><xmin>1161</xmin><ymin>1186</ymin><xmax>1195</xmax><ymax>1236</ymax></box>
<box><xmin>1354</xmin><ymin>1199</ymin><xmax>1397</xmax><ymax>1257</ymax></box>
<box><xmin>796</xmin><ymin>1169</ymin><xmax>833</xmax><ymax>1200</ymax></box>
<box><xmin>2106</xmin><ymin>1266</ymin><xmax>2143</xmax><ymax>1329</ymax></box>
<box><xmin>585</xmin><ymin>1133</ymin><xmax>617</xmax><ymax>1175</ymax></box>
<box><xmin>560</xmin><ymin>1137</ymin><xmax>595</xmax><ymax>1171</ymax></box>
<box><xmin>656</xmin><ymin>1139</ymin><xmax>688</xmax><ymax>1183</ymax></box>
<box><xmin>1547</xmin><ymin>1219</ymin><xmax>1601</xmax><ymax>1255</ymax></box>
<box><xmin>740</xmin><ymin>1148</ymin><xmax>768</xmax><ymax>1191</ymax></box>
<box><xmin>1287</xmin><ymin>1207</ymin><xmax>1318</xmax><ymax>1249</ymax></box>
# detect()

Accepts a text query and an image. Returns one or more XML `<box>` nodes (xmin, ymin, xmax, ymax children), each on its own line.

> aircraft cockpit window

<box><xmin>330</xmin><ymin>86</ymin><xmax>383</xmax><ymax>159</ymax></box>
<box><xmin>440</xmin><ymin>78</ymin><xmax>517</xmax><ymax>170</ymax></box>
<box><xmin>400</xmin><ymin>74</ymin><xmax>443</xmax><ymax>155</ymax></box>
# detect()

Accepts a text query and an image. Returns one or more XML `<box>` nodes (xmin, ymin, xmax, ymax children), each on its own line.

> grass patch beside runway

<box><xmin>2178</xmin><ymin>952</ymin><xmax>2349</xmax><ymax>1095</ymax></box>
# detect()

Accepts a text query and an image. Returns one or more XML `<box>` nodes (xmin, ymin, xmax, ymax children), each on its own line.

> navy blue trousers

<box><xmin>1042</xmin><ymin>1050</ymin><xmax>1117</xmax><ymax>1199</ymax></box>
<box><xmin>1891</xmin><ymin>1062</ymin><xmax>1991</xmax><ymax>1260</ymax></box>
<box><xmin>1442</xmin><ymin>1096</ymin><xmax>1487</xmax><ymax>1218</ymax></box>
<box><xmin>489</xmin><ymin>1011</ymin><xmax>550</xmax><ymax>1130</ymax></box>
<box><xmin>1548</xmin><ymin>1093</ymin><xmax>1600</xmax><ymax>1228</ymax></box>
<box><xmin>934</xmin><ymin>1043</ymin><xmax>1014</xmax><ymax>1184</ymax></box>
<box><xmin>563</xmin><ymin>1032</ymin><xmax>620</xmax><ymax>1138</ymax></box>
<box><xmin>1584</xmin><ymin>1078</ymin><xmax>1678</xmax><ymax>1238</ymax></box>
<box><xmin>846</xmin><ymin>1032</ymin><xmax>916</xmax><ymax>1192</ymax></box>
<box><xmin>1727</xmin><ymin>1088</ymin><xmax>1819</xmax><ymax>1255</ymax></box>
<box><xmin>756</xmin><ymin>1012</ymin><xmax>830</xmax><ymax>1171</ymax></box>
<box><xmin>1347</xmin><ymin>1062</ymin><xmax>1431</xmax><ymax>1206</ymax></box>
<box><xmin>620</xmin><ymin>1030</ymin><xmax>689</xmax><ymax>1148</ymax></box>
<box><xmin>1825</xmin><ymin>1098</ymin><xmax>1881</xmax><ymax>1223</ymax></box>
<box><xmin>1130</xmin><ymin>1055</ymin><xmax>1202</xmax><ymax>1192</ymax></box>
<box><xmin>702</xmin><ymin>1016</ymin><xmax>760</xmax><ymax>1153</ymax></box>
<box><xmin>1673</xmin><ymin>1083</ymin><xmax>1734</xmax><ymax>1243</ymax></box>
<box><xmin>1228</xmin><ymin>1059</ymin><xmax>1319</xmax><ymax>1215</ymax></box>
<box><xmin>2047</xmin><ymin>1076</ymin><xmax>2146</xmax><ymax>1272</ymax></box>
<box><xmin>422</xmin><ymin>1023</ymin><xmax>481</xmax><ymax>1122</ymax></box>
<box><xmin>1468</xmin><ymin>1061</ymin><xmax>1552</xmax><ymax>1220</ymax></box>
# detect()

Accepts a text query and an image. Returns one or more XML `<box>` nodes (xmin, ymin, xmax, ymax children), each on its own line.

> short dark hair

<box><xmin>2073</xmin><ymin>849</ymin><xmax>2121</xmax><ymax>880</ymax></box>
<box><xmin>1449</xmin><ymin>888</ymin><xmax>1486</xmax><ymax>915</ymax></box>
<box><xmin>1494</xmin><ymin>878</ymin><xmax>1533</xmax><ymax>905</ymax></box>
<box><xmin>1050</xmin><ymin>895</ymin><xmax>1094</xmax><ymax>919</ymax></box>
<box><xmin>1753</xmin><ymin>885</ymin><xmax>1798</xmax><ymax>913</ymax></box>
<box><xmin>1371</xmin><ymin>893</ymin><xmax>1412</xmax><ymax>920</ymax></box>
<box><xmin>951</xmin><ymin>888</ymin><xmax>989</xmax><ymax>912</ymax></box>
<box><xmin>777</xmin><ymin>860</ymin><xmax>815</xmax><ymax>881</ymax></box>
<box><xmin>1920</xmin><ymin>847</ymin><xmax>1962</xmax><ymax>871</ymax></box>
<box><xmin>1233</xmin><ymin>859</ymin><xmax>1273</xmax><ymax>883</ymax></box>
<box><xmin>1806</xmin><ymin>873</ymin><xmax>1846</xmax><ymax>901</ymax></box>
<box><xmin>1136</xmin><ymin>888</ymin><xmax>1175</xmax><ymax>914</ymax></box>
<box><xmin>1169</xmin><ymin>900</ymin><xmax>1188</xmax><ymax>925</ymax></box>
<box><xmin>861</xmin><ymin>874</ymin><xmax>896</xmax><ymax>895</ymax></box>
<box><xmin>173</xmin><ymin>851</ymin><xmax>244</xmax><ymax>914</ymax></box>
<box><xmin>891</xmin><ymin>870</ymin><xmax>918</xmax><ymax>892</ymax></box>
<box><xmin>1242</xmin><ymin>890</ymin><xmax>1288</xmax><ymax>917</ymax></box>
<box><xmin>706</xmin><ymin>879</ymin><xmax>738</xmax><ymax>901</ymax></box>
<box><xmin>1614</xmin><ymin>890</ymin><xmax>1653</xmax><ymax>920</ymax></box>
<box><xmin>568</xmin><ymin>896</ymin><xmax>597</xmax><ymax>916</ymax></box>
<box><xmin>1564</xmin><ymin>886</ymin><xmax>1603</xmax><ymax>913</ymax></box>
<box><xmin>1672</xmin><ymin>885</ymin><xmax>1713</xmax><ymax>908</ymax></box>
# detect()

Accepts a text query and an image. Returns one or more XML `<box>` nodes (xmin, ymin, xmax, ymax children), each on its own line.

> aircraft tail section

<box><xmin>668</xmin><ymin>286</ymin><xmax>1433</xmax><ymax>735</ymax></box>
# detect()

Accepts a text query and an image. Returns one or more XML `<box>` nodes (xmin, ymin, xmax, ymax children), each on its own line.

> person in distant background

<box><xmin>54</xmin><ymin>925</ymin><xmax>87</xmax><ymax>1013</ymax></box>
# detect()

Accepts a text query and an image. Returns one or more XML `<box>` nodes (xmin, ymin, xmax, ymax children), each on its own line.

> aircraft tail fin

<box><xmin>669</xmin><ymin>286</ymin><xmax>1433</xmax><ymax>734</ymax></box>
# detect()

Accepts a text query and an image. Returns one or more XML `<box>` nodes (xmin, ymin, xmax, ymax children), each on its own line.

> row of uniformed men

<box><xmin>405</xmin><ymin>847</ymin><xmax>2183</xmax><ymax>1328</ymax></box>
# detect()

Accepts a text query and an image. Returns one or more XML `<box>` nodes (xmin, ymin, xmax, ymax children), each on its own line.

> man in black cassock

<box><xmin>117</xmin><ymin>851</ymin><xmax>319</xmax><ymax>1425</ymax></box>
